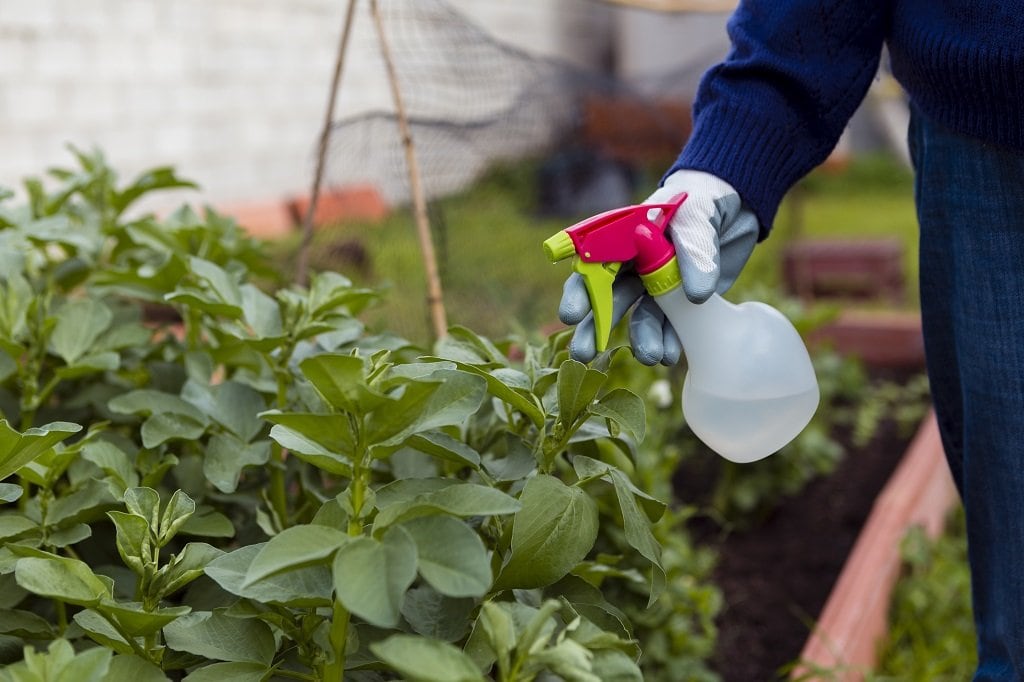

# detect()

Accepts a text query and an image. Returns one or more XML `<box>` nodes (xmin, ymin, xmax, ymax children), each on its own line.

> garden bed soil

<box><xmin>679</xmin><ymin>419</ymin><xmax>915</xmax><ymax>682</ymax></box>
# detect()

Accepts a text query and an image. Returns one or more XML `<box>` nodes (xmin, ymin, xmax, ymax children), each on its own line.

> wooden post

<box><xmin>369</xmin><ymin>0</ymin><xmax>449</xmax><ymax>342</ymax></box>
<box><xmin>296</xmin><ymin>0</ymin><xmax>359</xmax><ymax>288</ymax></box>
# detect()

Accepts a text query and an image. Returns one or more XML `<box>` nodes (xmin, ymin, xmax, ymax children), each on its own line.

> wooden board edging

<box><xmin>792</xmin><ymin>411</ymin><xmax>957</xmax><ymax>680</ymax></box>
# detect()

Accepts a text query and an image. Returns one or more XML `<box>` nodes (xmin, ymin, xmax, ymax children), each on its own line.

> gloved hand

<box><xmin>558</xmin><ymin>170</ymin><xmax>760</xmax><ymax>365</ymax></box>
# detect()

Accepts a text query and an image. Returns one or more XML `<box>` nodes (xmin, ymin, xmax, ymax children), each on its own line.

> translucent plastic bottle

<box><xmin>655</xmin><ymin>286</ymin><xmax>820</xmax><ymax>463</ymax></box>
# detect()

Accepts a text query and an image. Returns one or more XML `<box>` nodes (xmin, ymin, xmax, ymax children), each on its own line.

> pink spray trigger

<box><xmin>564</xmin><ymin>192</ymin><xmax>687</xmax><ymax>274</ymax></box>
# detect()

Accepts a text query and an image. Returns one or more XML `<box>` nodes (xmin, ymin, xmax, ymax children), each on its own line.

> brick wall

<box><xmin>0</xmin><ymin>0</ymin><xmax>612</xmax><ymax>222</ymax></box>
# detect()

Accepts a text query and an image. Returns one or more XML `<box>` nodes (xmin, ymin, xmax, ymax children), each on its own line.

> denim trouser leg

<box><xmin>909</xmin><ymin>105</ymin><xmax>1024</xmax><ymax>680</ymax></box>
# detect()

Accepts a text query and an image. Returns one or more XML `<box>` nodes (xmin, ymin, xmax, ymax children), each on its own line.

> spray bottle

<box><xmin>543</xmin><ymin>193</ymin><xmax>819</xmax><ymax>463</ymax></box>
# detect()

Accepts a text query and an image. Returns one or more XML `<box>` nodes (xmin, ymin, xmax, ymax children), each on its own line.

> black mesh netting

<box><xmin>322</xmin><ymin>0</ymin><xmax>713</xmax><ymax>209</ymax></box>
<box><xmin>314</xmin><ymin>0</ymin><xmax>723</xmax><ymax>342</ymax></box>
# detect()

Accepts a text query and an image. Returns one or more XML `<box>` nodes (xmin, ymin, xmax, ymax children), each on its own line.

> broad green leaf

<box><xmin>442</xmin><ymin>326</ymin><xmax>509</xmax><ymax>365</ymax></box>
<box><xmin>522</xmin><ymin>638</ymin><xmax>599</xmax><ymax>682</ymax></box>
<box><xmin>557</xmin><ymin>360</ymin><xmax>606</xmax><ymax>426</ymax></box>
<box><xmin>403</xmin><ymin>516</ymin><xmax>491</xmax><ymax>597</ymax></box>
<box><xmin>108</xmin><ymin>390</ymin><xmax>207</xmax><ymax>423</ymax></box>
<box><xmin>495</xmin><ymin>475</ymin><xmax>598</xmax><ymax>590</ymax></box>
<box><xmin>97</xmin><ymin>600</ymin><xmax>190</xmax><ymax>636</ymax></box>
<box><xmin>184</xmin><ymin>380</ymin><xmax>266</xmax><ymax>442</ymax></box>
<box><xmin>423</xmin><ymin>357</ymin><xmax>544</xmax><ymax>429</ymax></box>
<box><xmin>205</xmin><ymin>544</ymin><xmax>332</xmax><ymax>607</ymax></box>
<box><xmin>374</xmin><ymin>478</ymin><xmax>454</xmax><ymax>508</ymax></box>
<box><xmin>123</xmin><ymin>487</ymin><xmax>160</xmax><ymax>526</ymax></box>
<box><xmin>373</xmin><ymin>482</ymin><xmax>520</xmax><ymax>532</ymax></box>
<box><xmin>141</xmin><ymin>412</ymin><xmax>207</xmax><ymax>448</ymax></box>
<box><xmin>608</xmin><ymin>470</ymin><xmax>664</xmax><ymax>605</ymax></box>
<box><xmin>265</xmin><ymin>424</ymin><xmax>351</xmax><ymax>476</ymax></box>
<box><xmin>164</xmin><ymin>609</ymin><xmax>275</xmax><ymax>665</ymax></box>
<box><xmin>333</xmin><ymin>526</ymin><xmax>417</xmax><ymax>628</ymax></box>
<box><xmin>43</xmin><ymin>478</ymin><xmax>117</xmax><ymax>528</ymax></box>
<box><xmin>204</xmin><ymin>434</ymin><xmax>271</xmax><ymax>494</ymax></box>
<box><xmin>299</xmin><ymin>354</ymin><xmax>387</xmax><ymax>415</ymax></box>
<box><xmin>0</xmin><ymin>351</ymin><xmax>14</xmax><ymax>383</ymax></box>
<box><xmin>0</xmin><ymin>515</ymin><xmax>36</xmax><ymax>541</ymax></box>
<box><xmin>588</xmin><ymin>650</ymin><xmax>643</xmax><ymax>682</ymax></box>
<box><xmin>571</xmin><ymin>455</ymin><xmax>664</xmax><ymax>522</ymax></box>
<box><xmin>239</xmin><ymin>283</ymin><xmax>283</xmax><ymax>340</ymax></box>
<box><xmin>0</xmin><ymin>482</ymin><xmax>21</xmax><ymax>502</ymax></box>
<box><xmin>71</xmin><ymin>611</ymin><xmax>135</xmax><ymax>656</ymax></box>
<box><xmin>365</xmin><ymin>370</ymin><xmax>486</xmax><ymax>449</ymax></box>
<box><xmin>8</xmin><ymin>638</ymin><xmax>112</xmax><ymax>682</ymax></box>
<box><xmin>482</xmin><ymin>435</ymin><xmax>537</xmax><ymax>482</ymax></box>
<box><xmin>15</xmin><ymin>555</ymin><xmax>111</xmax><ymax>606</ymax></box>
<box><xmin>180</xmin><ymin>507</ymin><xmax>235</xmax><ymax>538</ymax></box>
<box><xmin>245</xmin><ymin>525</ymin><xmax>349</xmax><ymax>584</ymax></box>
<box><xmin>159</xmin><ymin>489</ymin><xmax>196</xmax><ymax>544</ymax></box>
<box><xmin>185</xmin><ymin>256</ymin><xmax>243</xmax><ymax>309</ymax></box>
<box><xmin>182</xmin><ymin>662</ymin><xmax>268</xmax><ymax>682</ymax></box>
<box><xmin>154</xmin><ymin>542</ymin><xmax>224</xmax><ymax>598</ymax></box>
<box><xmin>81</xmin><ymin>441</ymin><xmax>138</xmax><ymax>492</ymax></box>
<box><xmin>263</xmin><ymin>413</ymin><xmax>355</xmax><ymax>457</ymax></box>
<box><xmin>0</xmin><ymin>420</ymin><xmax>82</xmax><ymax>481</ymax></box>
<box><xmin>47</xmin><ymin>523</ymin><xmax>91</xmax><ymax>548</ymax></box>
<box><xmin>50</xmin><ymin>298</ymin><xmax>113</xmax><ymax>365</ymax></box>
<box><xmin>406</xmin><ymin>431</ymin><xmax>481</xmax><ymax>469</ymax></box>
<box><xmin>589</xmin><ymin>388</ymin><xmax>645</xmax><ymax>442</ymax></box>
<box><xmin>373</xmin><ymin>634</ymin><xmax>486</xmax><ymax>682</ymax></box>
<box><xmin>0</xmin><ymin>274</ymin><xmax>32</xmax><ymax>343</ymax></box>
<box><xmin>0</xmin><ymin>609</ymin><xmax>54</xmax><ymax>638</ymax></box>
<box><xmin>54</xmin><ymin>351</ymin><xmax>120</xmax><ymax>379</ymax></box>
<box><xmin>107</xmin><ymin>655</ymin><xmax>171</xmax><ymax>682</ymax></box>
<box><xmin>471</xmin><ymin>601</ymin><xmax>516</xmax><ymax>672</ymax></box>
<box><xmin>107</xmin><ymin>511</ymin><xmax>149</xmax><ymax>573</ymax></box>
<box><xmin>114</xmin><ymin>165</ymin><xmax>198</xmax><ymax>214</ymax></box>
<box><xmin>400</xmin><ymin>586</ymin><xmax>475</xmax><ymax>642</ymax></box>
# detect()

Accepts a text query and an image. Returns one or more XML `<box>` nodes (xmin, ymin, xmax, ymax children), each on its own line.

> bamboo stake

<box><xmin>369</xmin><ymin>0</ymin><xmax>448</xmax><ymax>341</ymax></box>
<box><xmin>296</xmin><ymin>0</ymin><xmax>359</xmax><ymax>288</ymax></box>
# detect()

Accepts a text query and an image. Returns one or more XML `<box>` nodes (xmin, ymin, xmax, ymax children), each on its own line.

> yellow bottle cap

<box><xmin>640</xmin><ymin>257</ymin><xmax>682</xmax><ymax>296</ymax></box>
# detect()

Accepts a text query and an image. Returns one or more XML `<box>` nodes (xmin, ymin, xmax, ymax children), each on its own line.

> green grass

<box><xmin>273</xmin><ymin>154</ymin><xmax>918</xmax><ymax>346</ymax></box>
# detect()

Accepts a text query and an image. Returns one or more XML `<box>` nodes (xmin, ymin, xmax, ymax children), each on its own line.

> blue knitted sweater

<box><xmin>667</xmin><ymin>0</ymin><xmax>1024</xmax><ymax>237</ymax></box>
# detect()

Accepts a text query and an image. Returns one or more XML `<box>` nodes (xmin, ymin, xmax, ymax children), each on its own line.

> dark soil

<box><xmin>680</xmin><ymin>419</ymin><xmax>915</xmax><ymax>682</ymax></box>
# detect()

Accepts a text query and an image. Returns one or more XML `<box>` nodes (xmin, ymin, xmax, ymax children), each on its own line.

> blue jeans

<box><xmin>910</xmin><ymin>104</ymin><xmax>1024</xmax><ymax>680</ymax></box>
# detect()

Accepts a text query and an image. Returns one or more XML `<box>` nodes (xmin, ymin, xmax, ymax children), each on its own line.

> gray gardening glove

<box><xmin>559</xmin><ymin>170</ymin><xmax>760</xmax><ymax>365</ymax></box>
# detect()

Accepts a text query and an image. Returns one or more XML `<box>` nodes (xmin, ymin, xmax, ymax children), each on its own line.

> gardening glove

<box><xmin>559</xmin><ymin>170</ymin><xmax>760</xmax><ymax>365</ymax></box>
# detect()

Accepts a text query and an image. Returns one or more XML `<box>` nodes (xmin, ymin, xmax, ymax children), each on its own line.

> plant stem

<box><xmin>325</xmin><ymin>415</ymin><xmax>367</xmax><ymax>680</ymax></box>
<box><xmin>323</xmin><ymin>598</ymin><xmax>351</xmax><ymax>681</ymax></box>
<box><xmin>54</xmin><ymin>600</ymin><xmax>67</xmax><ymax>635</ymax></box>
<box><xmin>267</xmin><ymin>358</ymin><xmax>294</xmax><ymax>528</ymax></box>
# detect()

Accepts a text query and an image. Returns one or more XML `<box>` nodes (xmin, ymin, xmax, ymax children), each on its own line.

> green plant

<box><xmin>871</xmin><ymin>507</ymin><xmax>975</xmax><ymax>680</ymax></box>
<box><xmin>0</xmin><ymin>148</ymin><xmax>720</xmax><ymax>680</ymax></box>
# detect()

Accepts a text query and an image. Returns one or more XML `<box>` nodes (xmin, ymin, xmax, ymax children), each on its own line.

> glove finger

<box><xmin>665</xmin><ymin>193</ymin><xmax>721</xmax><ymax>304</ymax></box>
<box><xmin>678</xmin><ymin>234</ymin><xmax>720</xmax><ymax>303</ymax></box>
<box><xmin>660</xmin><ymin>318</ymin><xmax>683</xmax><ymax>366</ymax></box>
<box><xmin>629</xmin><ymin>296</ymin><xmax>666</xmax><ymax>366</ymax></box>
<box><xmin>714</xmin><ymin>197</ymin><xmax>759</xmax><ymax>294</ymax></box>
<box><xmin>568</xmin><ymin>275</ymin><xmax>646</xmax><ymax>363</ymax></box>
<box><xmin>559</xmin><ymin>272</ymin><xmax>592</xmax><ymax>325</ymax></box>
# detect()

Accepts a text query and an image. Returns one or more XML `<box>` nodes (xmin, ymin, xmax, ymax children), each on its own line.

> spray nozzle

<box><xmin>543</xmin><ymin>192</ymin><xmax>688</xmax><ymax>351</ymax></box>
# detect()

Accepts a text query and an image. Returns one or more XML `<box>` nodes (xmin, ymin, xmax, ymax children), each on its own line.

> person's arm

<box><xmin>669</xmin><ymin>0</ymin><xmax>892</xmax><ymax>238</ymax></box>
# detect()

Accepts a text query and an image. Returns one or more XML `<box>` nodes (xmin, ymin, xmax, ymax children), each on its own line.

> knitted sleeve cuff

<box><xmin>664</xmin><ymin>99</ymin><xmax>829</xmax><ymax>241</ymax></box>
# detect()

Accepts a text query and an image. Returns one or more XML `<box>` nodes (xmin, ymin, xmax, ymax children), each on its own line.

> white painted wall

<box><xmin>0</xmin><ymin>0</ymin><xmax>612</xmax><ymax>217</ymax></box>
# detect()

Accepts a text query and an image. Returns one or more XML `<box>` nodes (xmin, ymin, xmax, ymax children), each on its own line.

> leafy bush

<box><xmin>871</xmin><ymin>507</ymin><xmax>975</xmax><ymax>681</ymax></box>
<box><xmin>0</xmin><ymin>149</ymin><xmax>720</xmax><ymax>681</ymax></box>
